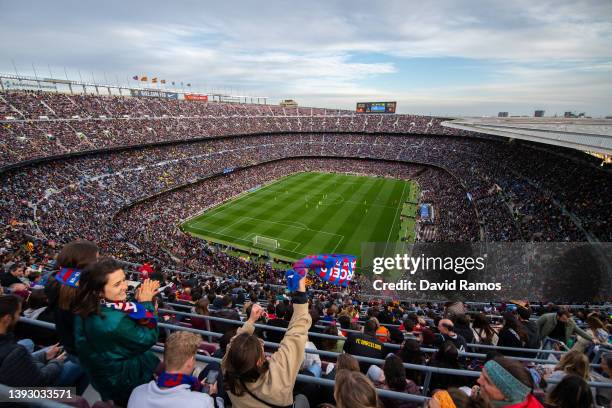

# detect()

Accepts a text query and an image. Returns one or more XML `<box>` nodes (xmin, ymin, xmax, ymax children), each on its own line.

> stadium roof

<box><xmin>442</xmin><ymin>117</ymin><xmax>612</xmax><ymax>155</ymax></box>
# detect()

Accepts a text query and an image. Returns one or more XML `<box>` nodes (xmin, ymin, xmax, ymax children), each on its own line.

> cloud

<box><xmin>0</xmin><ymin>0</ymin><xmax>611</xmax><ymax>115</ymax></box>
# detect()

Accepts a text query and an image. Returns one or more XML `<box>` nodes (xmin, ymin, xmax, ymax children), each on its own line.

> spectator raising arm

<box><xmin>222</xmin><ymin>274</ymin><xmax>311</xmax><ymax>408</ymax></box>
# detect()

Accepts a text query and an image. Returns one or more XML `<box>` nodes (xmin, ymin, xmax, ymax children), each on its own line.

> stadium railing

<box><xmin>17</xmin><ymin>318</ymin><xmax>430</xmax><ymax>405</ymax></box>
<box><xmin>159</xmin><ymin>319</ymin><xmax>605</xmax><ymax>371</ymax></box>
<box><xmin>159</xmin><ymin>308</ymin><xmax>581</xmax><ymax>363</ymax></box>
<box><xmin>18</xmin><ymin>317</ymin><xmax>612</xmax><ymax>404</ymax></box>
<box><xmin>166</xmin><ymin>302</ymin><xmax>580</xmax><ymax>358</ymax></box>
<box><xmin>158</xmin><ymin>302</ymin><xmax>595</xmax><ymax>359</ymax></box>
<box><xmin>18</xmin><ymin>316</ymin><xmax>612</xmax><ymax>402</ymax></box>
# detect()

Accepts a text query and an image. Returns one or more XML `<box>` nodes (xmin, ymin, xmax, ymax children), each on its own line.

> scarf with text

<box><xmin>104</xmin><ymin>301</ymin><xmax>157</xmax><ymax>328</ymax></box>
<box><xmin>55</xmin><ymin>267</ymin><xmax>82</xmax><ymax>288</ymax></box>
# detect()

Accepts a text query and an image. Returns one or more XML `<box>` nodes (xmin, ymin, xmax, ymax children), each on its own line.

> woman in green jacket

<box><xmin>74</xmin><ymin>258</ymin><xmax>160</xmax><ymax>406</ymax></box>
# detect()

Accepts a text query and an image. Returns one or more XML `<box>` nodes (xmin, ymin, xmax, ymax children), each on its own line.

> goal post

<box><xmin>252</xmin><ymin>235</ymin><xmax>279</xmax><ymax>249</ymax></box>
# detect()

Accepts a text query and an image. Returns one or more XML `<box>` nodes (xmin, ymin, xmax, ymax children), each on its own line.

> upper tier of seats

<box><xmin>0</xmin><ymin>90</ymin><xmax>473</xmax><ymax>168</ymax></box>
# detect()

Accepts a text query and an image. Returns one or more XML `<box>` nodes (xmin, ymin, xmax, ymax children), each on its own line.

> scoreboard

<box><xmin>356</xmin><ymin>101</ymin><xmax>396</xmax><ymax>114</ymax></box>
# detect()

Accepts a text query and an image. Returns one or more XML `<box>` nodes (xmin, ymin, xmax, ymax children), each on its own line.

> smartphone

<box><xmin>206</xmin><ymin>370</ymin><xmax>219</xmax><ymax>384</ymax></box>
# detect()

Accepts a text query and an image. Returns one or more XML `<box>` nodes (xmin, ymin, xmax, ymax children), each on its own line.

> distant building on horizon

<box><xmin>534</xmin><ymin>110</ymin><xmax>545</xmax><ymax>117</ymax></box>
<box><xmin>498</xmin><ymin>111</ymin><xmax>508</xmax><ymax>117</ymax></box>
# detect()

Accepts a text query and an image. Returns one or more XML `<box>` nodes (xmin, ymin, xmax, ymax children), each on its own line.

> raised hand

<box><xmin>136</xmin><ymin>279</ymin><xmax>160</xmax><ymax>302</ymax></box>
<box><xmin>249</xmin><ymin>303</ymin><xmax>264</xmax><ymax>323</ymax></box>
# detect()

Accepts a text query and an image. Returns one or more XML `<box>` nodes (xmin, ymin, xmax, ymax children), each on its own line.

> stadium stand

<box><xmin>1</xmin><ymin>257</ymin><xmax>611</xmax><ymax>407</ymax></box>
<box><xmin>0</xmin><ymin>89</ymin><xmax>611</xmax><ymax>407</ymax></box>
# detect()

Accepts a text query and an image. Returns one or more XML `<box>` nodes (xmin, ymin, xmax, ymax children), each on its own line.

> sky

<box><xmin>1</xmin><ymin>0</ymin><xmax>611</xmax><ymax>116</ymax></box>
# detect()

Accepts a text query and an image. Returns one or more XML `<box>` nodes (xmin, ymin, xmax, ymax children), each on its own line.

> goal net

<box><xmin>252</xmin><ymin>235</ymin><xmax>279</xmax><ymax>249</ymax></box>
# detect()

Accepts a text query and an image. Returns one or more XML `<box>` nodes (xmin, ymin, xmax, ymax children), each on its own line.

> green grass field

<box><xmin>182</xmin><ymin>172</ymin><xmax>419</xmax><ymax>262</ymax></box>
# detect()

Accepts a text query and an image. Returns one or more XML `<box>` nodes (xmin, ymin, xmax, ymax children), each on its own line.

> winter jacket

<box><xmin>74</xmin><ymin>301</ymin><xmax>160</xmax><ymax>404</ymax></box>
<box><xmin>535</xmin><ymin>313</ymin><xmax>593</xmax><ymax>344</ymax></box>
<box><xmin>0</xmin><ymin>272</ymin><xmax>23</xmax><ymax>288</ymax></box>
<box><xmin>0</xmin><ymin>332</ymin><xmax>63</xmax><ymax>386</ymax></box>
<box><xmin>434</xmin><ymin>332</ymin><xmax>468</xmax><ymax>352</ymax></box>
<box><xmin>222</xmin><ymin>302</ymin><xmax>311</xmax><ymax>408</ymax></box>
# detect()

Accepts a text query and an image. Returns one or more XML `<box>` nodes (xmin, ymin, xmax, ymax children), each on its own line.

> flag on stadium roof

<box><xmin>286</xmin><ymin>254</ymin><xmax>357</xmax><ymax>290</ymax></box>
<box><xmin>140</xmin><ymin>76</ymin><xmax>148</xmax><ymax>82</ymax></box>
<box><xmin>160</xmin><ymin>79</ymin><xmax>166</xmax><ymax>84</ymax></box>
<box><xmin>186</xmin><ymin>83</ymin><xmax>191</xmax><ymax>87</ymax></box>
<box><xmin>151</xmin><ymin>77</ymin><xmax>158</xmax><ymax>83</ymax></box>
<box><xmin>132</xmin><ymin>75</ymin><xmax>138</xmax><ymax>80</ymax></box>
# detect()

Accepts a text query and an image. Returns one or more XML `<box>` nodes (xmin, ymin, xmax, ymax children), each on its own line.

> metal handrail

<box><xmin>17</xmin><ymin>317</ymin><xmax>612</xmax><ymax>399</ymax></box>
<box><xmin>157</xmin><ymin>308</ymin><xmax>594</xmax><ymax>366</ymax></box>
<box><xmin>5</xmin><ymin>317</ymin><xmax>431</xmax><ymax>404</ymax></box>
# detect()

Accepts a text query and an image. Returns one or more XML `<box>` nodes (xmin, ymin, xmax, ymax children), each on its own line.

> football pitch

<box><xmin>182</xmin><ymin>172</ymin><xmax>419</xmax><ymax>262</ymax></box>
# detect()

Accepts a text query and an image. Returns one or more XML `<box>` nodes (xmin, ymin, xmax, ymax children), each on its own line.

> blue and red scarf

<box><xmin>104</xmin><ymin>302</ymin><xmax>157</xmax><ymax>328</ymax></box>
<box><xmin>55</xmin><ymin>267</ymin><xmax>82</xmax><ymax>288</ymax></box>
<box><xmin>157</xmin><ymin>372</ymin><xmax>202</xmax><ymax>392</ymax></box>
<box><xmin>286</xmin><ymin>254</ymin><xmax>357</xmax><ymax>291</ymax></box>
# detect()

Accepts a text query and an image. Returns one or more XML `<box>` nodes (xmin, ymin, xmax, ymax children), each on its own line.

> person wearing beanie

<box><xmin>366</xmin><ymin>364</ymin><xmax>384</xmax><ymax>385</ymax></box>
<box><xmin>473</xmin><ymin>357</ymin><xmax>543</xmax><ymax>407</ymax></box>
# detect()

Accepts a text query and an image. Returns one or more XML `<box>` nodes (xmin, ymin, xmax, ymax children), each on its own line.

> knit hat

<box><xmin>484</xmin><ymin>360</ymin><xmax>530</xmax><ymax>404</ymax></box>
<box><xmin>366</xmin><ymin>365</ymin><xmax>384</xmax><ymax>384</ymax></box>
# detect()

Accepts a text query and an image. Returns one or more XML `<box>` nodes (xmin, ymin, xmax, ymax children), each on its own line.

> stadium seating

<box><xmin>10</xmin><ymin>270</ymin><xmax>612</xmax><ymax>408</ymax></box>
<box><xmin>1</xmin><ymin>89</ymin><xmax>611</xmax><ymax>406</ymax></box>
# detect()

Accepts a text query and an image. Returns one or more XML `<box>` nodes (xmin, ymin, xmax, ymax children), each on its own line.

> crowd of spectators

<box><xmin>1</xmin><ymin>90</ymin><xmax>468</xmax><ymax>168</ymax></box>
<box><xmin>1</xmin><ymin>91</ymin><xmax>609</xmax><ymax>245</ymax></box>
<box><xmin>1</xmin><ymin>131</ymin><xmax>608</xmax><ymax>252</ymax></box>
<box><xmin>0</xmin><ymin>235</ymin><xmax>610</xmax><ymax>407</ymax></box>
<box><xmin>0</xmin><ymin>89</ymin><xmax>610</xmax><ymax>407</ymax></box>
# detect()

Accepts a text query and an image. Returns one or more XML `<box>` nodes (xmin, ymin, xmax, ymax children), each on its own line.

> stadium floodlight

<box><xmin>253</xmin><ymin>235</ymin><xmax>279</xmax><ymax>249</ymax></box>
